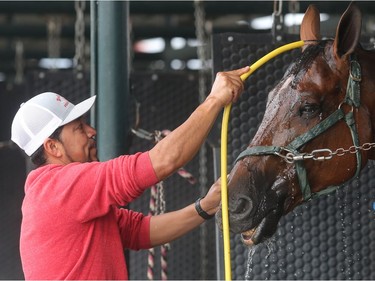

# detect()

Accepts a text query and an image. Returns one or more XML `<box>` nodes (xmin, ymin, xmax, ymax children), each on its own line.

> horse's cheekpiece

<box><xmin>216</xmin><ymin>2</ymin><xmax>375</xmax><ymax>246</ymax></box>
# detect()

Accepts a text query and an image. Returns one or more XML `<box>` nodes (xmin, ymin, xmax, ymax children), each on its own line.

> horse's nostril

<box><xmin>230</xmin><ymin>195</ymin><xmax>253</xmax><ymax>218</ymax></box>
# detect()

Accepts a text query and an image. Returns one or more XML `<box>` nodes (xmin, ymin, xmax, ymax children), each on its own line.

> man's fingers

<box><xmin>232</xmin><ymin>66</ymin><xmax>250</xmax><ymax>76</ymax></box>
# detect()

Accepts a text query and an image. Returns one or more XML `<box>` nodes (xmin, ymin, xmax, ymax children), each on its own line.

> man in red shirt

<box><xmin>11</xmin><ymin>66</ymin><xmax>249</xmax><ymax>280</ymax></box>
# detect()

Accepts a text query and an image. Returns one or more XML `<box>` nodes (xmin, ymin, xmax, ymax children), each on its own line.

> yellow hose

<box><xmin>220</xmin><ymin>40</ymin><xmax>304</xmax><ymax>281</ymax></box>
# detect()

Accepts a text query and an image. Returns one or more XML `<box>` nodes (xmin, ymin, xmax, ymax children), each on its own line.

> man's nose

<box><xmin>85</xmin><ymin>124</ymin><xmax>97</xmax><ymax>139</ymax></box>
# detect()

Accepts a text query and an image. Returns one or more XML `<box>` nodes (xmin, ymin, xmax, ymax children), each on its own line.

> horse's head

<box><xmin>217</xmin><ymin>2</ymin><xmax>375</xmax><ymax>246</ymax></box>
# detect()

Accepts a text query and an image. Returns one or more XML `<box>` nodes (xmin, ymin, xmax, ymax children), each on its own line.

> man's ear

<box><xmin>43</xmin><ymin>138</ymin><xmax>63</xmax><ymax>158</ymax></box>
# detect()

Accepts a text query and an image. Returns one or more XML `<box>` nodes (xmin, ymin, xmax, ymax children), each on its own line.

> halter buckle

<box><xmin>275</xmin><ymin>147</ymin><xmax>295</xmax><ymax>163</ymax></box>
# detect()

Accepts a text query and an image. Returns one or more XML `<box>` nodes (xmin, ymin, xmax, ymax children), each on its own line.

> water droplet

<box><xmin>245</xmin><ymin>246</ymin><xmax>257</xmax><ymax>280</ymax></box>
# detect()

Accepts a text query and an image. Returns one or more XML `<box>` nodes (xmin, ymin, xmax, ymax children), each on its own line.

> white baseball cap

<box><xmin>11</xmin><ymin>92</ymin><xmax>96</xmax><ymax>156</ymax></box>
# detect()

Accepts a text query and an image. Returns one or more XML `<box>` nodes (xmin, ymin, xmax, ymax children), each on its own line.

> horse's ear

<box><xmin>334</xmin><ymin>2</ymin><xmax>362</xmax><ymax>58</ymax></box>
<box><xmin>300</xmin><ymin>5</ymin><xmax>321</xmax><ymax>42</ymax></box>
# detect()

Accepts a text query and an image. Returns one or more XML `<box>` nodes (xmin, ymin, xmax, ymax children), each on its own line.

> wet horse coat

<box><xmin>217</xmin><ymin>3</ymin><xmax>375</xmax><ymax>246</ymax></box>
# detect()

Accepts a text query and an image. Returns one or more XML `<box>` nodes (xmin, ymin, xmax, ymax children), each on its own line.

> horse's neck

<box><xmin>359</xmin><ymin>49</ymin><xmax>375</xmax><ymax>160</ymax></box>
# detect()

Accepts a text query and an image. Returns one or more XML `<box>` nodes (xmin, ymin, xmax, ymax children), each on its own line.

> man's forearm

<box><xmin>149</xmin><ymin>67</ymin><xmax>248</xmax><ymax>180</ymax></box>
<box><xmin>149</xmin><ymin>204</ymin><xmax>204</xmax><ymax>247</ymax></box>
<box><xmin>149</xmin><ymin>96</ymin><xmax>222</xmax><ymax>180</ymax></box>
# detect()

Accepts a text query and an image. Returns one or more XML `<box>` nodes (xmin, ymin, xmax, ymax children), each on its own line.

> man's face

<box><xmin>58</xmin><ymin>118</ymin><xmax>98</xmax><ymax>163</ymax></box>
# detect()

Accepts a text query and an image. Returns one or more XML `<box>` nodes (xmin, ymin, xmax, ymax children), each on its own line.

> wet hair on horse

<box><xmin>287</xmin><ymin>40</ymin><xmax>330</xmax><ymax>89</ymax></box>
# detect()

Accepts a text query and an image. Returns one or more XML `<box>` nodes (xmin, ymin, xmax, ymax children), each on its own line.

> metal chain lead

<box><xmin>46</xmin><ymin>16</ymin><xmax>62</xmax><ymax>72</ymax></box>
<box><xmin>47</xmin><ymin>17</ymin><xmax>62</xmax><ymax>59</ymax></box>
<box><xmin>156</xmin><ymin>182</ymin><xmax>166</xmax><ymax>215</ymax></box>
<box><xmin>194</xmin><ymin>0</ymin><xmax>210</xmax><ymax>76</ymax></box>
<box><xmin>272</xmin><ymin>0</ymin><xmax>284</xmax><ymax>42</ymax></box>
<box><xmin>74</xmin><ymin>0</ymin><xmax>86</xmax><ymax>73</ymax></box>
<box><xmin>277</xmin><ymin>142</ymin><xmax>375</xmax><ymax>163</ymax></box>
<box><xmin>288</xmin><ymin>0</ymin><xmax>300</xmax><ymax>34</ymax></box>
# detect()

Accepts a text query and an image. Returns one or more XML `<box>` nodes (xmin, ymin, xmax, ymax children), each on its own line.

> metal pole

<box><xmin>95</xmin><ymin>0</ymin><xmax>130</xmax><ymax>160</ymax></box>
<box><xmin>90</xmin><ymin>0</ymin><xmax>97</xmax><ymax>127</ymax></box>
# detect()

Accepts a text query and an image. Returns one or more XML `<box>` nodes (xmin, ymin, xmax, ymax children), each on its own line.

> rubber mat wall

<box><xmin>212</xmin><ymin>32</ymin><xmax>375</xmax><ymax>280</ymax></box>
<box><xmin>127</xmin><ymin>72</ymin><xmax>218</xmax><ymax>280</ymax></box>
<box><xmin>0</xmin><ymin>82</ymin><xmax>27</xmax><ymax>280</ymax></box>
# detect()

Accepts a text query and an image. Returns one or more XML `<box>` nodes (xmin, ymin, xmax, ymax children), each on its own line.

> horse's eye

<box><xmin>300</xmin><ymin>103</ymin><xmax>320</xmax><ymax>119</ymax></box>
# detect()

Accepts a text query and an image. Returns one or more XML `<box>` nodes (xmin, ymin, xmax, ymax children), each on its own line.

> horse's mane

<box><xmin>285</xmin><ymin>40</ymin><xmax>331</xmax><ymax>89</ymax></box>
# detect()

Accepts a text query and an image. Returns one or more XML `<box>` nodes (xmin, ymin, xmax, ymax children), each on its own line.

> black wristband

<box><xmin>195</xmin><ymin>197</ymin><xmax>215</xmax><ymax>220</ymax></box>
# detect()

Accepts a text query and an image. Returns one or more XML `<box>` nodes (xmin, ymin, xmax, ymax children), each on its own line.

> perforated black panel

<box><xmin>128</xmin><ymin>72</ymin><xmax>217</xmax><ymax>280</ymax></box>
<box><xmin>25</xmin><ymin>70</ymin><xmax>90</xmax><ymax>103</ymax></box>
<box><xmin>0</xmin><ymin>82</ymin><xmax>27</xmax><ymax>279</ymax></box>
<box><xmin>212</xmin><ymin>33</ymin><xmax>375</xmax><ymax>280</ymax></box>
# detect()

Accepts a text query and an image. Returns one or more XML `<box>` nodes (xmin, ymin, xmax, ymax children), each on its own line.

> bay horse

<box><xmin>217</xmin><ymin>2</ymin><xmax>375</xmax><ymax>246</ymax></box>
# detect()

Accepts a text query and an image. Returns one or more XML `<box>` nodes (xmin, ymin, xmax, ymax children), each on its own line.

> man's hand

<box><xmin>149</xmin><ymin>178</ymin><xmax>223</xmax><ymax>247</ymax></box>
<box><xmin>207</xmin><ymin>66</ymin><xmax>250</xmax><ymax>107</ymax></box>
<box><xmin>199</xmin><ymin>178</ymin><xmax>222</xmax><ymax>217</ymax></box>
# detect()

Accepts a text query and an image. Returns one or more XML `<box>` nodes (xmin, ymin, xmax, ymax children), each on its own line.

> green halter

<box><xmin>235</xmin><ymin>54</ymin><xmax>362</xmax><ymax>201</ymax></box>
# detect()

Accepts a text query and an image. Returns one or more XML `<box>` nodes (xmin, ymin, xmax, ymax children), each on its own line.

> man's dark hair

<box><xmin>30</xmin><ymin>126</ymin><xmax>64</xmax><ymax>167</ymax></box>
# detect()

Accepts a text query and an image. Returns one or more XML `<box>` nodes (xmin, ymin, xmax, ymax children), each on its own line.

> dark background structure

<box><xmin>0</xmin><ymin>1</ymin><xmax>375</xmax><ymax>78</ymax></box>
<box><xmin>0</xmin><ymin>1</ymin><xmax>375</xmax><ymax>280</ymax></box>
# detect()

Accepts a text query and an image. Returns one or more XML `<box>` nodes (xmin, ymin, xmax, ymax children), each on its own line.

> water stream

<box><xmin>245</xmin><ymin>239</ymin><xmax>275</xmax><ymax>280</ymax></box>
<box><xmin>241</xmin><ymin>161</ymin><xmax>375</xmax><ymax>280</ymax></box>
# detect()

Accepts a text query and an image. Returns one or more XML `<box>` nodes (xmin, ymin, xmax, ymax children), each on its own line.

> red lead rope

<box><xmin>142</xmin><ymin>129</ymin><xmax>196</xmax><ymax>280</ymax></box>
